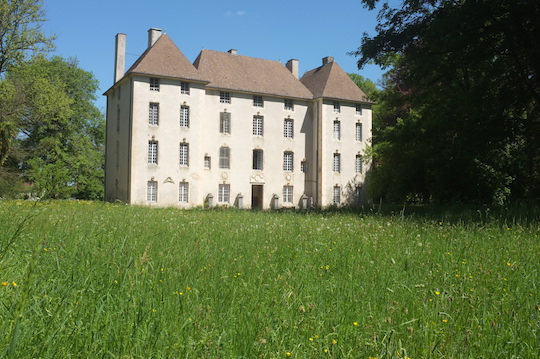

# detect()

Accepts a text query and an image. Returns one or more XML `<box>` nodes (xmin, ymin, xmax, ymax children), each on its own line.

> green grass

<box><xmin>1</xmin><ymin>200</ymin><xmax>539</xmax><ymax>358</ymax></box>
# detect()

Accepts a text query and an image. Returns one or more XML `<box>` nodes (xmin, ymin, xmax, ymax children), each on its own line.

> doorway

<box><xmin>251</xmin><ymin>185</ymin><xmax>263</xmax><ymax>210</ymax></box>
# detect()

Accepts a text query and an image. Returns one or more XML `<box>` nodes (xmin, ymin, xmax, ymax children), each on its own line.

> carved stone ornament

<box><xmin>250</xmin><ymin>174</ymin><xmax>265</xmax><ymax>183</ymax></box>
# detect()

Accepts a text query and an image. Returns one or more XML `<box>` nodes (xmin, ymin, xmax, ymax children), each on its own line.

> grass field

<box><xmin>1</xmin><ymin>200</ymin><xmax>539</xmax><ymax>358</ymax></box>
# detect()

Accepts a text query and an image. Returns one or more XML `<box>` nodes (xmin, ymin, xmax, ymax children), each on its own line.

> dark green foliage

<box><xmin>354</xmin><ymin>0</ymin><xmax>540</xmax><ymax>204</ymax></box>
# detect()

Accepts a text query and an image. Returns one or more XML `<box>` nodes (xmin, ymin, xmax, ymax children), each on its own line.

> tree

<box><xmin>353</xmin><ymin>0</ymin><xmax>540</xmax><ymax>204</ymax></box>
<box><xmin>0</xmin><ymin>0</ymin><xmax>54</xmax><ymax>76</ymax></box>
<box><xmin>2</xmin><ymin>56</ymin><xmax>105</xmax><ymax>199</ymax></box>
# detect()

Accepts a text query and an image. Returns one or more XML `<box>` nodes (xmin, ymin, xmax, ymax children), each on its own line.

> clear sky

<box><xmin>42</xmin><ymin>0</ymin><xmax>385</xmax><ymax>110</ymax></box>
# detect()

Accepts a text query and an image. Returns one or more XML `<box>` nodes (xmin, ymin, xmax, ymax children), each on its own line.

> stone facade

<box><xmin>104</xmin><ymin>29</ymin><xmax>372</xmax><ymax>209</ymax></box>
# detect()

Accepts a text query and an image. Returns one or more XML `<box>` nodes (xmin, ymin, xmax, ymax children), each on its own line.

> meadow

<box><xmin>1</xmin><ymin>200</ymin><xmax>538</xmax><ymax>358</ymax></box>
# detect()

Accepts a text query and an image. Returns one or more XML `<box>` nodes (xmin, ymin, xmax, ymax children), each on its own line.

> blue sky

<box><xmin>43</xmin><ymin>0</ymin><xmax>385</xmax><ymax>110</ymax></box>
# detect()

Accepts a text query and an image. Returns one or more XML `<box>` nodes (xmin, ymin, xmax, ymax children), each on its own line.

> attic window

<box><xmin>253</xmin><ymin>95</ymin><xmax>264</xmax><ymax>108</ymax></box>
<box><xmin>220</xmin><ymin>91</ymin><xmax>231</xmax><ymax>104</ymax></box>
<box><xmin>150</xmin><ymin>78</ymin><xmax>160</xmax><ymax>91</ymax></box>
<box><xmin>180</xmin><ymin>81</ymin><xmax>190</xmax><ymax>95</ymax></box>
<box><xmin>333</xmin><ymin>101</ymin><xmax>340</xmax><ymax>113</ymax></box>
<box><xmin>356</xmin><ymin>104</ymin><xmax>362</xmax><ymax>115</ymax></box>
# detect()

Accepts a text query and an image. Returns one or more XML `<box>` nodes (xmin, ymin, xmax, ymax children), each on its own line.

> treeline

<box><xmin>0</xmin><ymin>0</ymin><xmax>104</xmax><ymax>199</ymax></box>
<box><xmin>353</xmin><ymin>0</ymin><xmax>539</xmax><ymax>205</ymax></box>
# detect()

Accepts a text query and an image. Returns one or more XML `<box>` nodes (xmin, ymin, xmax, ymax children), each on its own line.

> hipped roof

<box><xmin>300</xmin><ymin>61</ymin><xmax>371</xmax><ymax>103</ymax></box>
<box><xmin>125</xmin><ymin>34</ymin><xmax>209</xmax><ymax>83</ymax></box>
<box><xmin>193</xmin><ymin>49</ymin><xmax>313</xmax><ymax>100</ymax></box>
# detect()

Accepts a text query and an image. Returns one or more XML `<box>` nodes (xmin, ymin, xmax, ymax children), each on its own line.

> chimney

<box><xmin>322</xmin><ymin>56</ymin><xmax>334</xmax><ymax>65</ymax></box>
<box><xmin>228</xmin><ymin>49</ymin><xmax>237</xmax><ymax>55</ymax></box>
<box><xmin>114</xmin><ymin>33</ymin><xmax>126</xmax><ymax>83</ymax></box>
<box><xmin>148</xmin><ymin>28</ymin><xmax>163</xmax><ymax>48</ymax></box>
<box><xmin>286</xmin><ymin>59</ymin><xmax>299</xmax><ymax>79</ymax></box>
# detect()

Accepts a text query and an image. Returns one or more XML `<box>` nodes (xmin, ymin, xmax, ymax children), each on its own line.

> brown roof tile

<box><xmin>301</xmin><ymin>61</ymin><xmax>370</xmax><ymax>103</ymax></box>
<box><xmin>126</xmin><ymin>34</ymin><xmax>208</xmax><ymax>83</ymax></box>
<box><xmin>193</xmin><ymin>49</ymin><xmax>313</xmax><ymax>100</ymax></box>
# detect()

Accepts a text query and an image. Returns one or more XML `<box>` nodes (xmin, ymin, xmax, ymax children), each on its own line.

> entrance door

<box><xmin>251</xmin><ymin>185</ymin><xmax>263</xmax><ymax>210</ymax></box>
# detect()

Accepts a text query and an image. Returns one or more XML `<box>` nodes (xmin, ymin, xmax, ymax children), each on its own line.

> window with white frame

<box><xmin>355</xmin><ymin>122</ymin><xmax>363</xmax><ymax>141</ymax></box>
<box><xmin>333</xmin><ymin>120</ymin><xmax>341</xmax><ymax>140</ymax></box>
<box><xmin>179</xmin><ymin>142</ymin><xmax>189</xmax><ymax>166</ymax></box>
<box><xmin>284</xmin><ymin>99</ymin><xmax>294</xmax><ymax>111</ymax></box>
<box><xmin>147</xmin><ymin>181</ymin><xmax>157</xmax><ymax>202</ymax></box>
<box><xmin>333</xmin><ymin>185</ymin><xmax>341</xmax><ymax>204</ymax></box>
<box><xmin>356</xmin><ymin>104</ymin><xmax>362</xmax><ymax>115</ymax></box>
<box><xmin>218</xmin><ymin>184</ymin><xmax>230</xmax><ymax>203</ymax></box>
<box><xmin>220</xmin><ymin>91</ymin><xmax>231</xmax><ymax>104</ymax></box>
<box><xmin>253</xmin><ymin>95</ymin><xmax>264</xmax><ymax>107</ymax></box>
<box><xmin>219</xmin><ymin>146</ymin><xmax>230</xmax><ymax>169</ymax></box>
<box><xmin>333</xmin><ymin>153</ymin><xmax>341</xmax><ymax>173</ymax></box>
<box><xmin>180</xmin><ymin>81</ymin><xmax>190</xmax><ymax>95</ymax></box>
<box><xmin>333</xmin><ymin>101</ymin><xmax>340</xmax><ymax>113</ymax></box>
<box><xmin>149</xmin><ymin>103</ymin><xmax>159</xmax><ymax>126</ymax></box>
<box><xmin>283</xmin><ymin>185</ymin><xmax>293</xmax><ymax>204</ymax></box>
<box><xmin>355</xmin><ymin>154</ymin><xmax>363</xmax><ymax>174</ymax></box>
<box><xmin>150</xmin><ymin>78</ymin><xmax>160</xmax><ymax>91</ymax></box>
<box><xmin>204</xmin><ymin>155</ymin><xmax>211</xmax><ymax>169</ymax></box>
<box><xmin>252</xmin><ymin>149</ymin><xmax>263</xmax><ymax>170</ymax></box>
<box><xmin>284</xmin><ymin>118</ymin><xmax>294</xmax><ymax>139</ymax></box>
<box><xmin>180</xmin><ymin>105</ymin><xmax>190</xmax><ymax>128</ymax></box>
<box><xmin>253</xmin><ymin>116</ymin><xmax>264</xmax><ymax>137</ymax></box>
<box><xmin>179</xmin><ymin>182</ymin><xmax>189</xmax><ymax>202</ymax></box>
<box><xmin>220</xmin><ymin>112</ymin><xmax>231</xmax><ymax>134</ymax></box>
<box><xmin>283</xmin><ymin>151</ymin><xmax>294</xmax><ymax>172</ymax></box>
<box><xmin>148</xmin><ymin>140</ymin><xmax>158</xmax><ymax>164</ymax></box>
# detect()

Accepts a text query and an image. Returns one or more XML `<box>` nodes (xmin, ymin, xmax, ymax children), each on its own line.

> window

<box><xmin>253</xmin><ymin>116</ymin><xmax>264</xmax><ymax>137</ymax></box>
<box><xmin>179</xmin><ymin>143</ymin><xmax>189</xmax><ymax>166</ymax></box>
<box><xmin>179</xmin><ymin>182</ymin><xmax>189</xmax><ymax>202</ymax></box>
<box><xmin>220</xmin><ymin>91</ymin><xmax>231</xmax><ymax>104</ymax></box>
<box><xmin>253</xmin><ymin>95</ymin><xmax>264</xmax><ymax>107</ymax></box>
<box><xmin>180</xmin><ymin>81</ymin><xmax>190</xmax><ymax>95</ymax></box>
<box><xmin>150</xmin><ymin>78</ymin><xmax>160</xmax><ymax>91</ymax></box>
<box><xmin>149</xmin><ymin>103</ymin><xmax>159</xmax><ymax>126</ymax></box>
<box><xmin>218</xmin><ymin>184</ymin><xmax>230</xmax><ymax>203</ymax></box>
<box><xmin>283</xmin><ymin>151</ymin><xmax>294</xmax><ymax>172</ymax></box>
<box><xmin>333</xmin><ymin>101</ymin><xmax>340</xmax><ymax>113</ymax></box>
<box><xmin>180</xmin><ymin>105</ymin><xmax>190</xmax><ymax>128</ymax></box>
<box><xmin>356</xmin><ymin>104</ymin><xmax>362</xmax><ymax>115</ymax></box>
<box><xmin>355</xmin><ymin>122</ymin><xmax>363</xmax><ymax>141</ymax></box>
<box><xmin>204</xmin><ymin>155</ymin><xmax>211</xmax><ymax>169</ymax></box>
<box><xmin>333</xmin><ymin>120</ymin><xmax>341</xmax><ymax>140</ymax></box>
<box><xmin>333</xmin><ymin>153</ymin><xmax>341</xmax><ymax>173</ymax></box>
<box><xmin>147</xmin><ymin>181</ymin><xmax>157</xmax><ymax>202</ymax></box>
<box><xmin>284</xmin><ymin>99</ymin><xmax>294</xmax><ymax>111</ymax></box>
<box><xmin>220</xmin><ymin>112</ymin><xmax>231</xmax><ymax>134</ymax></box>
<box><xmin>148</xmin><ymin>140</ymin><xmax>158</xmax><ymax>164</ymax></box>
<box><xmin>284</xmin><ymin>118</ymin><xmax>294</xmax><ymax>139</ymax></box>
<box><xmin>252</xmin><ymin>149</ymin><xmax>263</xmax><ymax>170</ymax></box>
<box><xmin>333</xmin><ymin>185</ymin><xmax>341</xmax><ymax>204</ymax></box>
<box><xmin>300</xmin><ymin>160</ymin><xmax>308</xmax><ymax>173</ymax></box>
<box><xmin>283</xmin><ymin>185</ymin><xmax>293</xmax><ymax>204</ymax></box>
<box><xmin>219</xmin><ymin>146</ymin><xmax>230</xmax><ymax>169</ymax></box>
<box><xmin>116</xmin><ymin>107</ymin><xmax>120</xmax><ymax>132</ymax></box>
<box><xmin>355</xmin><ymin>154</ymin><xmax>363</xmax><ymax>174</ymax></box>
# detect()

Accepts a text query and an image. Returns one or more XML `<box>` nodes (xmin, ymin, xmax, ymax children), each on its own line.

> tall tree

<box><xmin>353</xmin><ymin>0</ymin><xmax>540</xmax><ymax>204</ymax></box>
<box><xmin>0</xmin><ymin>0</ymin><xmax>53</xmax><ymax>76</ymax></box>
<box><xmin>2</xmin><ymin>56</ymin><xmax>104</xmax><ymax>199</ymax></box>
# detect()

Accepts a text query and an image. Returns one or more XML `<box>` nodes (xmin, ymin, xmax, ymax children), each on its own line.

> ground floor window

<box><xmin>147</xmin><ymin>181</ymin><xmax>157</xmax><ymax>202</ymax></box>
<box><xmin>179</xmin><ymin>182</ymin><xmax>189</xmax><ymax>202</ymax></box>
<box><xmin>333</xmin><ymin>185</ymin><xmax>340</xmax><ymax>204</ymax></box>
<box><xmin>218</xmin><ymin>184</ymin><xmax>230</xmax><ymax>203</ymax></box>
<box><xmin>283</xmin><ymin>185</ymin><xmax>293</xmax><ymax>203</ymax></box>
